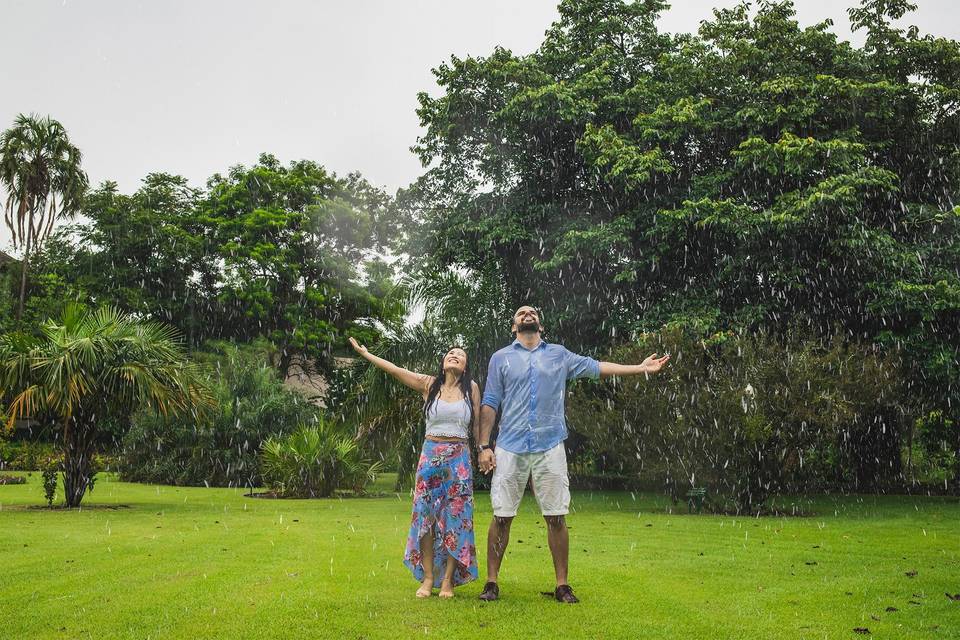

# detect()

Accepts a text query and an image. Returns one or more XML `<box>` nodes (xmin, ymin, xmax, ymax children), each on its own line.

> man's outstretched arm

<box><xmin>599</xmin><ymin>353</ymin><xmax>671</xmax><ymax>378</ymax></box>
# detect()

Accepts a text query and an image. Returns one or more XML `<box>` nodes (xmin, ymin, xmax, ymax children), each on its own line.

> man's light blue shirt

<box><xmin>481</xmin><ymin>339</ymin><xmax>600</xmax><ymax>454</ymax></box>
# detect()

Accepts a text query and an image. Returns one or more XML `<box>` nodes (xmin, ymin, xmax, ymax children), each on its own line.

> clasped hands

<box><xmin>478</xmin><ymin>448</ymin><xmax>496</xmax><ymax>474</ymax></box>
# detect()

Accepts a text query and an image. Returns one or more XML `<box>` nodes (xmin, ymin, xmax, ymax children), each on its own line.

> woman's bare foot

<box><xmin>438</xmin><ymin>578</ymin><xmax>455</xmax><ymax>599</ymax></box>
<box><xmin>416</xmin><ymin>577</ymin><xmax>433</xmax><ymax>598</ymax></box>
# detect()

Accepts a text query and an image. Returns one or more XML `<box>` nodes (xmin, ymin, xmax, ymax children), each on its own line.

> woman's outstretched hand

<box><xmin>349</xmin><ymin>337</ymin><xmax>369</xmax><ymax>357</ymax></box>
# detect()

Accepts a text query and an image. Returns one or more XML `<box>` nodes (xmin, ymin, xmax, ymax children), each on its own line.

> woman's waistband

<box><xmin>424</xmin><ymin>436</ymin><xmax>468</xmax><ymax>443</ymax></box>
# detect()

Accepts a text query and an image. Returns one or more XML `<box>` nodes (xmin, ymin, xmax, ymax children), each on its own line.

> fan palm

<box><xmin>0</xmin><ymin>114</ymin><xmax>88</xmax><ymax>321</ymax></box>
<box><xmin>0</xmin><ymin>304</ymin><xmax>214</xmax><ymax>506</ymax></box>
<box><xmin>260</xmin><ymin>421</ymin><xmax>381</xmax><ymax>497</ymax></box>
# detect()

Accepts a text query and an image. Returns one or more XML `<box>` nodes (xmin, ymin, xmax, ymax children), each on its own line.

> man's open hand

<box><xmin>641</xmin><ymin>353</ymin><xmax>671</xmax><ymax>374</ymax></box>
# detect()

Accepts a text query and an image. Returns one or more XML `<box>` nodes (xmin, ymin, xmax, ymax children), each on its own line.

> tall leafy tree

<box><xmin>408</xmin><ymin>0</ymin><xmax>960</xmax><ymax>487</ymax></box>
<box><xmin>203</xmin><ymin>154</ymin><xmax>403</xmax><ymax>377</ymax></box>
<box><xmin>30</xmin><ymin>158</ymin><xmax>405</xmax><ymax>377</ymax></box>
<box><xmin>0</xmin><ymin>114</ymin><xmax>88</xmax><ymax>322</ymax></box>
<box><xmin>67</xmin><ymin>174</ymin><xmax>212</xmax><ymax>345</ymax></box>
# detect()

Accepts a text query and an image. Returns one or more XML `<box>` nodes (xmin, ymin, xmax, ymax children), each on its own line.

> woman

<box><xmin>349</xmin><ymin>337</ymin><xmax>480</xmax><ymax>598</ymax></box>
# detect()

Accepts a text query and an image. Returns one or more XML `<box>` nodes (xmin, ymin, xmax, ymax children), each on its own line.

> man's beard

<box><xmin>517</xmin><ymin>321</ymin><xmax>540</xmax><ymax>334</ymax></box>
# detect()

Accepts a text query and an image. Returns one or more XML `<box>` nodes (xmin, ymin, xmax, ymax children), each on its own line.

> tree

<box><xmin>0</xmin><ymin>304</ymin><xmax>214</xmax><ymax>507</ymax></box>
<box><xmin>0</xmin><ymin>114</ymin><xmax>88</xmax><ymax>322</ymax></box>
<box><xmin>408</xmin><ymin>0</ymin><xmax>960</xmax><ymax>485</ymax></box>
<box><xmin>202</xmin><ymin>154</ymin><xmax>404</xmax><ymax>378</ymax></box>
<box><xmin>67</xmin><ymin>174</ymin><xmax>211</xmax><ymax>345</ymax></box>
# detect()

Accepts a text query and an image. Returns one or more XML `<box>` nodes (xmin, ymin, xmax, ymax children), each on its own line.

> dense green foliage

<box><xmin>410</xmin><ymin>0</ymin><xmax>958</xmax><ymax>358</ymax></box>
<box><xmin>0</xmin><ymin>440</ymin><xmax>57</xmax><ymax>470</ymax></box>
<box><xmin>119</xmin><ymin>341</ymin><xmax>318</xmax><ymax>488</ymax></box>
<box><xmin>568</xmin><ymin>329</ymin><xmax>907</xmax><ymax>512</ymax></box>
<box><xmin>402</xmin><ymin>0</ymin><xmax>959</xmax><ymax>496</ymax></box>
<box><xmin>31</xmin><ymin>154</ymin><xmax>406</xmax><ymax>377</ymax></box>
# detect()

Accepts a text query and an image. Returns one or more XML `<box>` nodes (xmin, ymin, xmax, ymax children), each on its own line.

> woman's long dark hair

<box><xmin>423</xmin><ymin>346</ymin><xmax>474</xmax><ymax>426</ymax></box>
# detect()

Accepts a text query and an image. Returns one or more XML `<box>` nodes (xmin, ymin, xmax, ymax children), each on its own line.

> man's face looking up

<box><xmin>512</xmin><ymin>306</ymin><xmax>542</xmax><ymax>335</ymax></box>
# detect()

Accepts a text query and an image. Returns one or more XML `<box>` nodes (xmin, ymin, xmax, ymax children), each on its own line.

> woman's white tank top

<box><xmin>424</xmin><ymin>397</ymin><xmax>471</xmax><ymax>439</ymax></box>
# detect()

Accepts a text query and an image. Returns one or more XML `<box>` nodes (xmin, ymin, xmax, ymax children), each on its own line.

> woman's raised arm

<box><xmin>349</xmin><ymin>337</ymin><xmax>432</xmax><ymax>395</ymax></box>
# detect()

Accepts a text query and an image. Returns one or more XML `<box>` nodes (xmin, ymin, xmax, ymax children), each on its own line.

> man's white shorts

<box><xmin>490</xmin><ymin>443</ymin><xmax>570</xmax><ymax>517</ymax></box>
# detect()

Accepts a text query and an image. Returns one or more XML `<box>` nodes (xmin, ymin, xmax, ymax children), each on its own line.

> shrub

<box><xmin>119</xmin><ymin>341</ymin><xmax>318</xmax><ymax>488</ymax></box>
<box><xmin>568</xmin><ymin>328</ymin><xmax>906</xmax><ymax>513</ymax></box>
<box><xmin>909</xmin><ymin>410</ymin><xmax>958</xmax><ymax>487</ymax></box>
<box><xmin>41</xmin><ymin>457</ymin><xmax>59</xmax><ymax>506</ymax></box>
<box><xmin>261</xmin><ymin>421</ymin><xmax>381</xmax><ymax>498</ymax></box>
<box><xmin>0</xmin><ymin>441</ymin><xmax>59</xmax><ymax>471</ymax></box>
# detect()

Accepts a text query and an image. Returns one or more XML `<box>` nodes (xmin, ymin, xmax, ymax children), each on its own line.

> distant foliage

<box><xmin>568</xmin><ymin>328</ymin><xmax>906</xmax><ymax>513</ymax></box>
<box><xmin>0</xmin><ymin>441</ymin><xmax>58</xmax><ymax>471</ymax></box>
<box><xmin>119</xmin><ymin>341</ymin><xmax>318</xmax><ymax>488</ymax></box>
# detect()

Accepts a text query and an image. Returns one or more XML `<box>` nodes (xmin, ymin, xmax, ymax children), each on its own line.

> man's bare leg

<box><xmin>416</xmin><ymin>530</ymin><xmax>434</xmax><ymax>597</ymax></box>
<box><xmin>544</xmin><ymin>515</ymin><xmax>569</xmax><ymax>586</ymax></box>
<box><xmin>486</xmin><ymin>515</ymin><xmax>514</xmax><ymax>583</ymax></box>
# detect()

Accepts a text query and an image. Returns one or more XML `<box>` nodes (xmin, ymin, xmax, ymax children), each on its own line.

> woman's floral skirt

<box><xmin>403</xmin><ymin>440</ymin><xmax>478</xmax><ymax>587</ymax></box>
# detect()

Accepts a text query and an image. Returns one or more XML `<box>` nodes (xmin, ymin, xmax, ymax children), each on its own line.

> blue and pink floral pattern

<box><xmin>403</xmin><ymin>440</ymin><xmax>478</xmax><ymax>587</ymax></box>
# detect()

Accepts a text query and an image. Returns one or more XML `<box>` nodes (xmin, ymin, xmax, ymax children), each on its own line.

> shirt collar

<box><xmin>512</xmin><ymin>337</ymin><xmax>547</xmax><ymax>352</ymax></box>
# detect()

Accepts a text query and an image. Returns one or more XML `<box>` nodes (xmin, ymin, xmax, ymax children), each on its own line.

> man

<box><xmin>477</xmin><ymin>305</ymin><xmax>670</xmax><ymax>603</ymax></box>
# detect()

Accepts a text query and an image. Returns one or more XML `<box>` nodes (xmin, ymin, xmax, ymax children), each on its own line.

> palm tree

<box><xmin>0</xmin><ymin>304</ymin><xmax>215</xmax><ymax>507</ymax></box>
<box><xmin>0</xmin><ymin>114</ymin><xmax>88</xmax><ymax>321</ymax></box>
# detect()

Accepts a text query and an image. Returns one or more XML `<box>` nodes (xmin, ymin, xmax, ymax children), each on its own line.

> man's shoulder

<box><xmin>491</xmin><ymin>344</ymin><xmax>515</xmax><ymax>359</ymax></box>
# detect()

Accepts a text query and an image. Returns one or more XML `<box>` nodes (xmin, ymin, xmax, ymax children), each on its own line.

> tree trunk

<box><xmin>906</xmin><ymin>413</ymin><xmax>915</xmax><ymax>486</ymax></box>
<box><xmin>16</xmin><ymin>251</ymin><xmax>29</xmax><ymax>322</ymax></box>
<box><xmin>62</xmin><ymin>415</ymin><xmax>93</xmax><ymax>508</ymax></box>
<box><xmin>277</xmin><ymin>347</ymin><xmax>293</xmax><ymax>381</ymax></box>
<box><xmin>14</xmin><ymin>197</ymin><xmax>32</xmax><ymax>322</ymax></box>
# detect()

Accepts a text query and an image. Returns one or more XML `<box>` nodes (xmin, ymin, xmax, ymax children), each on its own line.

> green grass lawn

<box><xmin>1</xmin><ymin>471</ymin><xmax>958</xmax><ymax>639</ymax></box>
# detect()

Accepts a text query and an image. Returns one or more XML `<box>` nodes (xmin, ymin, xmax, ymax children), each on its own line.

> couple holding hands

<box><xmin>349</xmin><ymin>305</ymin><xmax>670</xmax><ymax>603</ymax></box>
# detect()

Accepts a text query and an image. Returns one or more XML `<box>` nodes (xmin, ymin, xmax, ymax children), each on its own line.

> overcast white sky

<box><xmin>2</xmin><ymin>0</ymin><xmax>958</xmax><ymax>252</ymax></box>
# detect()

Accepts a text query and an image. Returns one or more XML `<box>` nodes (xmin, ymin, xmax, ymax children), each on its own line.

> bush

<box><xmin>41</xmin><ymin>457</ymin><xmax>59</xmax><ymax>506</ymax></box>
<box><xmin>0</xmin><ymin>441</ymin><xmax>60</xmax><ymax>471</ymax></box>
<box><xmin>568</xmin><ymin>328</ymin><xmax>906</xmax><ymax>514</ymax></box>
<box><xmin>908</xmin><ymin>410</ymin><xmax>958</xmax><ymax>487</ymax></box>
<box><xmin>261</xmin><ymin>421</ymin><xmax>381</xmax><ymax>498</ymax></box>
<box><xmin>119</xmin><ymin>341</ymin><xmax>319</xmax><ymax>488</ymax></box>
